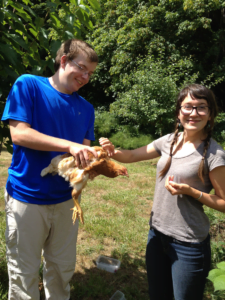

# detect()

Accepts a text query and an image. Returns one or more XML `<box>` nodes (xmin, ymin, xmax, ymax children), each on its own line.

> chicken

<box><xmin>41</xmin><ymin>146</ymin><xmax>128</xmax><ymax>224</ymax></box>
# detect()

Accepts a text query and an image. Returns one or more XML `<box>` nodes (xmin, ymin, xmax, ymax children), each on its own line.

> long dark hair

<box><xmin>159</xmin><ymin>84</ymin><xmax>218</xmax><ymax>182</ymax></box>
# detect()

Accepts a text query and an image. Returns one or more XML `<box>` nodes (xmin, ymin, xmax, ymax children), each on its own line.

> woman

<box><xmin>99</xmin><ymin>84</ymin><xmax>225</xmax><ymax>300</ymax></box>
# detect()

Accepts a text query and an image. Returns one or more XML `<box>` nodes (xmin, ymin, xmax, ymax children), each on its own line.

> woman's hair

<box><xmin>159</xmin><ymin>84</ymin><xmax>218</xmax><ymax>182</ymax></box>
<box><xmin>54</xmin><ymin>39</ymin><xmax>98</xmax><ymax>72</ymax></box>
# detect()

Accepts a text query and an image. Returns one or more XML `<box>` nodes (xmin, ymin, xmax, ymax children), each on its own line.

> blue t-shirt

<box><xmin>2</xmin><ymin>74</ymin><xmax>95</xmax><ymax>204</ymax></box>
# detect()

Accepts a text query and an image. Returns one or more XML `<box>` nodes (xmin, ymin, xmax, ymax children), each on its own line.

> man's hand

<box><xmin>69</xmin><ymin>145</ymin><xmax>98</xmax><ymax>169</ymax></box>
<box><xmin>99</xmin><ymin>137</ymin><xmax>115</xmax><ymax>157</ymax></box>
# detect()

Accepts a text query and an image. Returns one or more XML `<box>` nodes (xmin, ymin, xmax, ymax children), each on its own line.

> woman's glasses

<box><xmin>180</xmin><ymin>105</ymin><xmax>210</xmax><ymax>116</ymax></box>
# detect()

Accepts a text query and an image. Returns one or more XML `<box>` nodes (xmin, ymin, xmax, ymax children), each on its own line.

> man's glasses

<box><xmin>71</xmin><ymin>60</ymin><xmax>93</xmax><ymax>78</ymax></box>
<box><xmin>180</xmin><ymin>105</ymin><xmax>210</xmax><ymax>116</ymax></box>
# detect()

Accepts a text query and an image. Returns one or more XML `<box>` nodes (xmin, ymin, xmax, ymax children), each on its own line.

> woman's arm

<box><xmin>99</xmin><ymin>137</ymin><xmax>160</xmax><ymax>163</ymax></box>
<box><xmin>9</xmin><ymin>120</ymin><xmax>98</xmax><ymax>168</ymax></box>
<box><xmin>165</xmin><ymin>166</ymin><xmax>225</xmax><ymax>213</ymax></box>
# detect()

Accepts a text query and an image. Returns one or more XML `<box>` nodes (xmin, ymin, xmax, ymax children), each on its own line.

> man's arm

<box><xmin>9</xmin><ymin>120</ymin><xmax>97</xmax><ymax>168</ymax></box>
<box><xmin>82</xmin><ymin>139</ymin><xmax>91</xmax><ymax>146</ymax></box>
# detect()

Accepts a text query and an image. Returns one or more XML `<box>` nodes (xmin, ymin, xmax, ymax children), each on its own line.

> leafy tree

<box><xmin>82</xmin><ymin>0</ymin><xmax>225</xmax><ymax>138</ymax></box>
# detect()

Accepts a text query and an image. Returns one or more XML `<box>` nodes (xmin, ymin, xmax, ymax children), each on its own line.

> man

<box><xmin>1</xmin><ymin>39</ymin><xmax>98</xmax><ymax>300</ymax></box>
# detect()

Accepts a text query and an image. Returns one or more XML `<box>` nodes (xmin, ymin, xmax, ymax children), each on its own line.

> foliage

<box><xmin>93</xmin><ymin>107</ymin><xmax>154</xmax><ymax>148</ymax></box>
<box><xmin>208</xmin><ymin>261</ymin><xmax>225</xmax><ymax>293</ymax></box>
<box><xmin>110</xmin><ymin>130</ymin><xmax>153</xmax><ymax>150</ymax></box>
<box><xmin>110</xmin><ymin>55</ymin><xmax>198</xmax><ymax>136</ymax></box>
<box><xmin>211</xmin><ymin>242</ymin><xmax>225</xmax><ymax>264</ymax></box>
<box><xmin>93</xmin><ymin>108</ymin><xmax>118</xmax><ymax>141</ymax></box>
<box><xmin>213</xmin><ymin>112</ymin><xmax>225</xmax><ymax>147</ymax></box>
<box><xmin>89</xmin><ymin>0</ymin><xmax>225</xmax><ymax>93</ymax></box>
<box><xmin>0</xmin><ymin>0</ymin><xmax>100</xmax><ymax>152</ymax></box>
<box><xmin>83</xmin><ymin>0</ymin><xmax>225</xmax><ymax>139</ymax></box>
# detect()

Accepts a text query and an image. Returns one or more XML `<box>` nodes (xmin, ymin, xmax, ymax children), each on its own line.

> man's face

<box><xmin>60</xmin><ymin>52</ymin><xmax>97</xmax><ymax>94</ymax></box>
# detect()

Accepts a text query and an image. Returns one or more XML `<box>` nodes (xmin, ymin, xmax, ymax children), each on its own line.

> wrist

<box><xmin>195</xmin><ymin>192</ymin><xmax>203</xmax><ymax>201</ymax></box>
<box><xmin>188</xmin><ymin>187</ymin><xmax>203</xmax><ymax>200</ymax></box>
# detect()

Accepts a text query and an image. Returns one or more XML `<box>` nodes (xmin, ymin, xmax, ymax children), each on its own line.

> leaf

<box><xmin>70</xmin><ymin>0</ymin><xmax>78</xmax><ymax>5</ymax></box>
<box><xmin>29</xmin><ymin>28</ymin><xmax>38</xmax><ymax>38</ymax></box>
<box><xmin>0</xmin><ymin>43</ymin><xmax>19</xmax><ymax>67</ymax></box>
<box><xmin>5</xmin><ymin>14</ymin><xmax>27</xmax><ymax>35</ymax></box>
<box><xmin>59</xmin><ymin>2</ymin><xmax>71</xmax><ymax>14</ymax></box>
<box><xmin>3</xmin><ymin>33</ymin><xmax>28</xmax><ymax>50</ymax></box>
<box><xmin>20</xmin><ymin>4</ymin><xmax>37</xmax><ymax>18</ymax></box>
<box><xmin>0</xmin><ymin>11</ymin><xmax>4</xmax><ymax>23</ymax></box>
<box><xmin>46</xmin><ymin>58</ymin><xmax>55</xmax><ymax>73</ymax></box>
<box><xmin>46</xmin><ymin>1</ymin><xmax>58</xmax><ymax>12</ymax></box>
<box><xmin>217</xmin><ymin>262</ymin><xmax>225</xmax><ymax>271</ymax></box>
<box><xmin>50</xmin><ymin>14</ymin><xmax>61</xmax><ymax>28</ymax></box>
<box><xmin>64</xmin><ymin>31</ymin><xmax>75</xmax><ymax>39</ymax></box>
<box><xmin>214</xmin><ymin>275</ymin><xmax>225</xmax><ymax>292</ymax></box>
<box><xmin>87</xmin><ymin>0</ymin><xmax>101</xmax><ymax>11</ymax></box>
<box><xmin>49</xmin><ymin>40</ymin><xmax>62</xmax><ymax>57</ymax></box>
<box><xmin>77</xmin><ymin>9</ymin><xmax>93</xmax><ymax>30</ymax></box>
<box><xmin>79</xmin><ymin>4</ymin><xmax>90</xmax><ymax>14</ymax></box>
<box><xmin>65</xmin><ymin>14</ymin><xmax>75</xmax><ymax>26</ymax></box>
<box><xmin>4</xmin><ymin>9</ymin><xmax>26</xmax><ymax>28</ymax></box>
<box><xmin>35</xmin><ymin>17</ymin><xmax>45</xmax><ymax>30</ymax></box>
<box><xmin>208</xmin><ymin>269</ymin><xmax>225</xmax><ymax>282</ymax></box>
<box><xmin>21</xmin><ymin>0</ymin><xmax>33</xmax><ymax>5</ymax></box>
<box><xmin>39</xmin><ymin>28</ymin><xmax>49</xmax><ymax>50</ymax></box>
<box><xmin>8</xmin><ymin>2</ymin><xmax>32</xmax><ymax>22</ymax></box>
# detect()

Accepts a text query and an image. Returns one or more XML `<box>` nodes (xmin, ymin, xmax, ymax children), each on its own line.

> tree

<box><xmin>82</xmin><ymin>0</ymin><xmax>225</xmax><ymax>138</ymax></box>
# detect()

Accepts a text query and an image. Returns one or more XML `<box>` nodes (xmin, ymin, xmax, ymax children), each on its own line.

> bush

<box><xmin>110</xmin><ymin>56</ymin><xmax>198</xmax><ymax>136</ymax></box>
<box><xmin>110</xmin><ymin>131</ymin><xmax>153</xmax><ymax>150</ymax></box>
<box><xmin>213</xmin><ymin>112</ymin><xmax>225</xmax><ymax>145</ymax></box>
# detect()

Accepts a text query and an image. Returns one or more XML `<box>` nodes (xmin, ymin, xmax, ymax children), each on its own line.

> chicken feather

<box><xmin>41</xmin><ymin>146</ymin><xmax>128</xmax><ymax>224</ymax></box>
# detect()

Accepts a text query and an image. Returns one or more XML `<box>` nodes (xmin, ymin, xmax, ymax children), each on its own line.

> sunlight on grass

<box><xmin>0</xmin><ymin>151</ymin><xmax>225</xmax><ymax>299</ymax></box>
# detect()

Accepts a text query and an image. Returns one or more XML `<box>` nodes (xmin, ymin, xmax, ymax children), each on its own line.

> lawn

<box><xmin>0</xmin><ymin>148</ymin><xmax>225</xmax><ymax>299</ymax></box>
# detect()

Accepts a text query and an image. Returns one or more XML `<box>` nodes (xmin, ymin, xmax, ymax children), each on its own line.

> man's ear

<box><xmin>60</xmin><ymin>55</ymin><xmax>67</xmax><ymax>69</ymax></box>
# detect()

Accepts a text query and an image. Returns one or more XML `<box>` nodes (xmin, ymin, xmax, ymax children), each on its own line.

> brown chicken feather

<box><xmin>41</xmin><ymin>146</ymin><xmax>128</xmax><ymax>224</ymax></box>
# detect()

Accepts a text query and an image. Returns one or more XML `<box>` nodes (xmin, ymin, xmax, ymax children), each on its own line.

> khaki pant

<box><xmin>5</xmin><ymin>190</ymin><xmax>80</xmax><ymax>300</ymax></box>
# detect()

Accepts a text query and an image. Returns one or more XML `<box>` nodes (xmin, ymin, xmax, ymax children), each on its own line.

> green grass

<box><xmin>0</xmin><ymin>151</ymin><xmax>225</xmax><ymax>299</ymax></box>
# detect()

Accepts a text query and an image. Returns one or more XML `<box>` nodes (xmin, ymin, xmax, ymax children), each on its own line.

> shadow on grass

<box><xmin>69</xmin><ymin>253</ymin><xmax>149</xmax><ymax>300</ymax></box>
<box><xmin>0</xmin><ymin>259</ymin><xmax>8</xmax><ymax>300</ymax></box>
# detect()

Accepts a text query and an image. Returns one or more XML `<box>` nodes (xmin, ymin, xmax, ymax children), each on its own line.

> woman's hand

<box><xmin>165</xmin><ymin>175</ymin><xmax>191</xmax><ymax>196</ymax></box>
<box><xmin>99</xmin><ymin>137</ymin><xmax>115</xmax><ymax>157</ymax></box>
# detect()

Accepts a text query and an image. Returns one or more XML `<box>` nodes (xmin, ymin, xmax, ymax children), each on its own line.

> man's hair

<box><xmin>54</xmin><ymin>39</ymin><xmax>98</xmax><ymax>72</ymax></box>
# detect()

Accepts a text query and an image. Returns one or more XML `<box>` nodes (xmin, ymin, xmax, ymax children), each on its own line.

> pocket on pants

<box><xmin>5</xmin><ymin>229</ymin><xmax>20</xmax><ymax>271</ymax></box>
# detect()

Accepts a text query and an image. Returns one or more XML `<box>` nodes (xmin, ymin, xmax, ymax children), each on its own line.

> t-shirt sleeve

<box><xmin>84</xmin><ymin>107</ymin><xmax>95</xmax><ymax>141</ymax></box>
<box><xmin>1</xmin><ymin>75</ymin><xmax>34</xmax><ymax>125</ymax></box>
<box><xmin>208</xmin><ymin>141</ymin><xmax>225</xmax><ymax>172</ymax></box>
<box><xmin>152</xmin><ymin>134</ymin><xmax>171</xmax><ymax>155</ymax></box>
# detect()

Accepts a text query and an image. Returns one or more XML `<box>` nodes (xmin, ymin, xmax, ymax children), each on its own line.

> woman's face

<box><xmin>178</xmin><ymin>94</ymin><xmax>211</xmax><ymax>134</ymax></box>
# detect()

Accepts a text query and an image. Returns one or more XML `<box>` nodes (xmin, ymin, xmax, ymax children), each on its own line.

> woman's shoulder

<box><xmin>209</xmin><ymin>138</ymin><xmax>225</xmax><ymax>155</ymax></box>
<box><xmin>154</xmin><ymin>133</ymin><xmax>175</xmax><ymax>143</ymax></box>
<box><xmin>207</xmin><ymin>138</ymin><xmax>225</xmax><ymax>170</ymax></box>
<box><xmin>152</xmin><ymin>133</ymin><xmax>174</xmax><ymax>154</ymax></box>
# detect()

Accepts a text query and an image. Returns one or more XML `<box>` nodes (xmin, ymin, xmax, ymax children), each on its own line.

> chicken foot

<box><xmin>71</xmin><ymin>196</ymin><xmax>84</xmax><ymax>224</ymax></box>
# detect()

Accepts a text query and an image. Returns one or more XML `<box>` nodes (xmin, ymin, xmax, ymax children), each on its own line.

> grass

<box><xmin>0</xmin><ymin>148</ymin><xmax>225</xmax><ymax>299</ymax></box>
